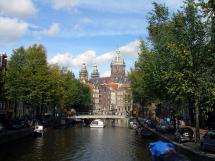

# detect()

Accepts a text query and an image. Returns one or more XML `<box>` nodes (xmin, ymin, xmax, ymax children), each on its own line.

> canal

<box><xmin>0</xmin><ymin>126</ymin><xmax>208</xmax><ymax>161</ymax></box>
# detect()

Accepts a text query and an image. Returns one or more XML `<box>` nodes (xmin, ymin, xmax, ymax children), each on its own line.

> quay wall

<box><xmin>0</xmin><ymin>128</ymin><xmax>33</xmax><ymax>144</ymax></box>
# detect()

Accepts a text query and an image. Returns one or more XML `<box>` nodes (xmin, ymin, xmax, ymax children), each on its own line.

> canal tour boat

<box><xmin>90</xmin><ymin>119</ymin><xmax>105</xmax><ymax>128</ymax></box>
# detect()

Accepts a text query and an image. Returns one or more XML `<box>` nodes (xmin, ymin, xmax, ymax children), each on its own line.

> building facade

<box><xmin>79</xmin><ymin>51</ymin><xmax>133</xmax><ymax>115</ymax></box>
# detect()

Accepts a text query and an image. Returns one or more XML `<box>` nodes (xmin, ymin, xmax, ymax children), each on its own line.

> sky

<box><xmin>0</xmin><ymin>0</ymin><xmax>185</xmax><ymax>78</ymax></box>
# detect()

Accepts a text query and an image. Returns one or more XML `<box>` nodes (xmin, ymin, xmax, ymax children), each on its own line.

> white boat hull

<box><xmin>90</xmin><ymin>119</ymin><xmax>105</xmax><ymax>128</ymax></box>
<box><xmin>34</xmin><ymin>125</ymin><xmax>46</xmax><ymax>136</ymax></box>
<box><xmin>90</xmin><ymin>125</ymin><xmax>105</xmax><ymax>128</ymax></box>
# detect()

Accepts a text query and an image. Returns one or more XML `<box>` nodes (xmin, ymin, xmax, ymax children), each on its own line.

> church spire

<box><xmin>111</xmin><ymin>50</ymin><xmax>125</xmax><ymax>83</ymax></box>
<box><xmin>111</xmin><ymin>50</ymin><xmax>125</xmax><ymax>66</ymax></box>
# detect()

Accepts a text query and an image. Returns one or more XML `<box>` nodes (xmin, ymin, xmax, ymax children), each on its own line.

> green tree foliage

<box><xmin>5</xmin><ymin>44</ymin><xmax>91</xmax><ymax>116</ymax></box>
<box><xmin>129</xmin><ymin>0</ymin><xmax>215</xmax><ymax>142</ymax></box>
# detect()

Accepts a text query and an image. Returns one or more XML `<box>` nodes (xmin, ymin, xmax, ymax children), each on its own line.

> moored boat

<box><xmin>136</xmin><ymin>126</ymin><xmax>153</xmax><ymax>138</ymax></box>
<box><xmin>149</xmin><ymin>141</ymin><xmax>190</xmax><ymax>161</ymax></box>
<box><xmin>129</xmin><ymin>117</ymin><xmax>139</xmax><ymax>129</ymax></box>
<box><xmin>90</xmin><ymin>119</ymin><xmax>105</xmax><ymax>128</ymax></box>
<box><xmin>33</xmin><ymin>125</ymin><xmax>46</xmax><ymax>136</ymax></box>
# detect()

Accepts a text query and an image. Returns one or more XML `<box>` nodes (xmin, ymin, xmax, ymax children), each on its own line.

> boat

<box><xmin>149</xmin><ymin>141</ymin><xmax>190</xmax><ymax>161</ymax></box>
<box><xmin>90</xmin><ymin>119</ymin><xmax>105</xmax><ymax>128</ymax></box>
<box><xmin>33</xmin><ymin>125</ymin><xmax>46</xmax><ymax>136</ymax></box>
<box><xmin>136</xmin><ymin>126</ymin><xmax>153</xmax><ymax>138</ymax></box>
<box><xmin>130</xmin><ymin>121</ymin><xmax>138</xmax><ymax>129</ymax></box>
<box><xmin>129</xmin><ymin>118</ymin><xmax>139</xmax><ymax>129</ymax></box>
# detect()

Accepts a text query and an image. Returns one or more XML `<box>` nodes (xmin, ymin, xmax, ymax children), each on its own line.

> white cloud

<box><xmin>0</xmin><ymin>0</ymin><xmax>37</xmax><ymax>18</ymax></box>
<box><xmin>49</xmin><ymin>50</ymin><xmax>97</xmax><ymax>67</ymax></box>
<box><xmin>119</xmin><ymin>40</ymin><xmax>140</xmax><ymax>57</ymax></box>
<box><xmin>74</xmin><ymin>50</ymin><xmax>96</xmax><ymax>66</ymax></box>
<box><xmin>49</xmin><ymin>50</ymin><xmax>113</xmax><ymax>68</ymax></box>
<box><xmin>49</xmin><ymin>40</ymin><xmax>140</xmax><ymax>78</ymax></box>
<box><xmin>48</xmin><ymin>52</ymin><xmax>71</xmax><ymax>67</ymax></box>
<box><xmin>49</xmin><ymin>40</ymin><xmax>139</xmax><ymax>68</ymax></box>
<box><xmin>0</xmin><ymin>17</ymin><xmax>28</xmax><ymax>42</ymax></box>
<box><xmin>96</xmin><ymin>52</ymin><xmax>113</xmax><ymax>64</ymax></box>
<box><xmin>52</xmin><ymin>0</ymin><xmax>78</xmax><ymax>10</ymax></box>
<box><xmin>39</xmin><ymin>23</ymin><xmax>60</xmax><ymax>37</ymax></box>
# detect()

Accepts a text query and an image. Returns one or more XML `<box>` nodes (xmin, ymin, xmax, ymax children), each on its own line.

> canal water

<box><xmin>0</xmin><ymin>127</ymin><xmax>153</xmax><ymax>161</ymax></box>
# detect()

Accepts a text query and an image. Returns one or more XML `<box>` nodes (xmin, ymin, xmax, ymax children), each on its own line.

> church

<box><xmin>79</xmin><ymin>50</ymin><xmax>133</xmax><ymax>115</ymax></box>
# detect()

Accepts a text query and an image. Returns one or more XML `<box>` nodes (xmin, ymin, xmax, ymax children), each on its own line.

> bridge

<box><xmin>69</xmin><ymin>115</ymin><xmax>126</xmax><ymax>119</ymax></box>
<box><xmin>66</xmin><ymin>112</ymin><xmax>130</xmax><ymax>127</ymax></box>
<box><xmin>67</xmin><ymin>112</ymin><xmax>129</xmax><ymax>119</ymax></box>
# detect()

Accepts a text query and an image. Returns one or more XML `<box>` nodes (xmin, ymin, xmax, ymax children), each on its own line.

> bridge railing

<box><xmin>74</xmin><ymin>111</ymin><xmax>130</xmax><ymax>117</ymax></box>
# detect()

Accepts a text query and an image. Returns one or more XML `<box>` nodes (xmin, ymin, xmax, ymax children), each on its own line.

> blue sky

<box><xmin>0</xmin><ymin>0</ymin><xmax>185</xmax><ymax>77</ymax></box>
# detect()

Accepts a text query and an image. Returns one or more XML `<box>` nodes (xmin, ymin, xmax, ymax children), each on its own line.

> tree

<box><xmin>5</xmin><ymin>45</ymin><xmax>50</xmax><ymax>116</ymax></box>
<box><xmin>5</xmin><ymin>44</ymin><xmax>92</xmax><ymax>118</ymax></box>
<box><xmin>147</xmin><ymin>0</ymin><xmax>214</xmax><ymax>142</ymax></box>
<box><xmin>130</xmin><ymin>1</ymin><xmax>215</xmax><ymax>142</ymax></box>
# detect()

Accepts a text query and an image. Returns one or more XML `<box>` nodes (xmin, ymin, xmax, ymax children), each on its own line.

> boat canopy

<box><xmin>149</xmin><ymin>141</ymin><xmax>175</xmax><ymax>157</ymax></box>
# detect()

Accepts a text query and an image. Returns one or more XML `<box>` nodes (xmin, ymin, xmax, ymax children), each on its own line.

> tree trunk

<box><xmin>188</xmin><ymin>97</ymin><xmax>194</xmax><ymax>126</ymax></box>
<box><xmin>14</xmin><ymin>100</ymin><xmax>17</xmax><ymax>119</ymax></box>
<box><xmin>194</xmin><ymin>95</ymin><xmax>200</xmax><ymax>143</ymax></box>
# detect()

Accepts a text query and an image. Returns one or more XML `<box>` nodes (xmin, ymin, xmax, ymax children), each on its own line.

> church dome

<box><xmin>80</xmin><ymin>63</ymin><xmax>87</xmax><ymax>73</ymax></box>
<box><xmin>79</xmin><ymin>63</ymin><xmax>88</xmax><ymax>79</ymax></box>
<box><xmin>91</xmin><ymin>64</ymin><xmax>100</xmax><ymax>79</ymax></box>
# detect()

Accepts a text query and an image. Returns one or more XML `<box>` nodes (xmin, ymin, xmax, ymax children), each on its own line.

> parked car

<box><xmin>156</xmin><ymin>122</ymin><xmax>170</xmax><ymax>133</ymax></box>
<box><xmin>200</xmin><ymin>130</ymin><xmax>215</xmax><ymax>152</ymax></box>
<box><xmin>144</xmin><ymin>119</ymin><xmax>157</xmax><ymax>128</ymax></box>
<box><xmin>136</xmin><ymin>126</ymin><xmax>153</xmax><ymax>138</ymax></box>
<box><xmin>174</xmin><ymin>127</ymin><xmax>194</xmax><ymax>143</ymax></box>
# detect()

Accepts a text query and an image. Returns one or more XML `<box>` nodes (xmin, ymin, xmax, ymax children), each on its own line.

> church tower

<box><xmin>91</xmin><ymin>64</ymin><xmax>100</xmax><ymax>79</ymax></box>
<box><xmin>111</xmin><ymin>50</ymin><xmax>125</xmax><ymax>83</ymax></box>
<box><xmin>79</xmin><ymin>63</ymin><xmax>88</xmax><ymax>83</ymax></box>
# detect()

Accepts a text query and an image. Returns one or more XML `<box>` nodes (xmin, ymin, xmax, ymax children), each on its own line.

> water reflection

<box><xmin>0</xmin><ymin>127</ymin><xmax>152</xmax><ymax>161</ymax></box>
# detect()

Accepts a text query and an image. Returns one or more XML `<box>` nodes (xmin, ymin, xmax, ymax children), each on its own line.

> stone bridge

<box><xmin>68</xmin><ymin>115</ymin><xmax>127</xmax><ymax>119</ymax></box>
<box><xmin>66</xmin><ymin>112</ymin><xmax>130</xmax><ymax>127</ymax></box>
